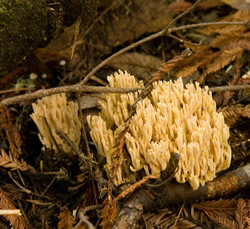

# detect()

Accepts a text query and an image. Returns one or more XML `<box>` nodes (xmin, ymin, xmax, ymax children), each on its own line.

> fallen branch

<box><xmin>113</xmin><ymin>164</ymin><xmax>250</xmax><ymax>228</ymax></box>
<box><xmin>0</xmin><ymin>86</ymin><xmax>139</xmax><ymax>106</ymax></box>
<box><xmin>1</xmin><ymin>82</ymin><xmax>249</xmax><ymax>107</ymax></box>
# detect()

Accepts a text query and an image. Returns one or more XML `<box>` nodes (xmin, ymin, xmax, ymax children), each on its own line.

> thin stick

<box><xmin>173</xmin><ymin>202</ymin><xmax>185</xmax><ymax>228</ymax></box>
<box><xmin>1</xmin><ymin>83</ymin><xmax>249</xmax><ymax>107</ymax></box>
<box><xmin>166</xmin><ymin>0</ymin><xmax>202</xmax><ymax>29</ymax></box>
<box><xmin>209</xmin><ymin>84</ymin><xmax>250</xmax><ymax>93</ymax></box>
<box><xmin>8</xmin><ymin>172</ymin><xmax>32</xmax><ymax>194</ymax></box>
<box><xmin>41</xmin><ymin>176</ymin><xmax>56</xmax><ymax>196</ymax></box>
<box><xmin>167</xmin><ymin>33</ymin><xmax>200</xmax><ymax>46</ymax></box>
<box><xmin>169</xmin><ymin>21</ymin><xmax>249</xmax><ymax>33</ymax></box>
<box><xmin>0</xmin><ymin>209</ymin><xmax>22</xmax><ymax>216</ymax></box>
<box><xmin>0</xmin><ymin>88</ymin><xmax>28</xmax><ymax>95</ymax></box>
<box><xmin>0</xmin><ymin>86</ymin><xmax>140</xmax><ymax>106</ymax></box>
<box><xmin>44</xmin><ymin>117</ymin><xmax>62</xmax><ymax>155</ymax></box>
<box><xmin>77</xmin><ymin>96</ymin><xmax>98</xmax><ymax>204</ymax></box>
<box><xmin>83</xmin><ymin>2</ymin><xmax>115</xmax><ymax>37</ymax></box>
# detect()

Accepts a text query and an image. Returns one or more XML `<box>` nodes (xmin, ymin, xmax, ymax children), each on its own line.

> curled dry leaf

<box><xmin>174</xmin><ymin>10</ymin><xmax>250</xmax><ymax>83</ymax></box>
<box><xmin>144</xmin><ymin>208</ymin><xmax>198</xmax><ymax>229</ymax></box>
<box><xmin>0</xmin><ymin>191</ymin><xmax>29</xmax><ymax>229</ymax></box>
<box><xmin>107</xmin><ymin>52</ymin><xmax>163</xmax><ymax>80</ymax></box>
<box><xmin>58</xmin><ymin>208</ymin><xmax>74</xmax><ymax>229</ymax></box>
<box><xmin>219</xmin><ymin>104</ymin><xmax>250</xmax><ymax>127</ymax></box>
<box><xmin>0</xmin><ymin>148</ymin><xmax>29</xmax><ymax>171</ymax></box>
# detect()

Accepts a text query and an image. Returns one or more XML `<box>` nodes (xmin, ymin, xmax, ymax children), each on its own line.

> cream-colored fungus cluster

<box><xmin>87</xmin><ymin>70</ymin><xmax>231</xmax><ymax>190</ymax></box>
<box><xmin>31</xmin><ymin>93</ymin><xmax>81</xmax><ymax>157</ymax></box>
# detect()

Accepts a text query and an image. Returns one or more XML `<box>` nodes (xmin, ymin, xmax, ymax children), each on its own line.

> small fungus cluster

<box><xmin>31</xmin><ymin>93</ymin><xmax>81</xmax><ymax>157</ymax></box>
<box><xmin>87</xmin><ymin>70</ymin><xmax>231</xmax><ymax>190</ymax></box>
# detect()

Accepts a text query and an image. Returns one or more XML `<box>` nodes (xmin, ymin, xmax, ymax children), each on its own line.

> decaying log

<box><xmin>113</xmin><ymin>164</ymin><xmax>250</xmax><ymax>229</ymax></box>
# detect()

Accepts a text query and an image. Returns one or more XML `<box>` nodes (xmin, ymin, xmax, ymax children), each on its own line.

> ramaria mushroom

<box><xmin>31</xmin><ymin>93</ymin><xmax>81</xmax><ymax>157</ymax></box>
<box><xmin>87</xmin><ymin>70</ymin><xmax>231</xmax><ymax>190</ymax></box>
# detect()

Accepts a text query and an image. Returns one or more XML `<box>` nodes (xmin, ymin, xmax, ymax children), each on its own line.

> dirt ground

<box><xmin>0</xmin><ymin>0</ymin><xmax>249</xmax><ymax>228</ymax></box>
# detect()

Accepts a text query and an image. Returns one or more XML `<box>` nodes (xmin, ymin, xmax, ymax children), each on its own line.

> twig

<box><xmin>167</xmin><ymin>33</ymin><xmax>200</xmax><ymax>46</ymax></box>
<box><xmin>0</xmin><ymin>86</ymin><xmax>140</xmax><ymax>106</ymax></box>
<box><xmin>17</xmin><ymin>200</ymin><xmax>29</xmax><ymax>224</ymax></box>
<box><xmin>173</xmin><ymin>202</ymin><xmax>185</xmax><ymax>228</ymax></box>
<box><xmin>1</xmin><ymin>81</ymin><xmax>249</xmax><ymax>107</ymax></box>
<box><xmin>55</xmin><ymin>129</ymin><xmax>94</xmax><ymax>163</ymax></box>
<box><xmin>77</xmin><ymin>96</ymin><xmax>98</xmax><ymax>204</ymax></box>
<box><xmin>169</xmin><ymin>21</ymin><xmax>249</xmax><ymax>33</ymax></box>
<box><xmin>166</xmin><ymin>0</ymin><xmax>202</xmax><ymax>29</ymax></box>
<box><xmin>55</xmin><ymin>129</ymin><xmax>82</xmax><ymax>157</ymax></box>
<box><xmin>74</xmin><ymin>207</ymin><xmax>97</xmax><ymax>229</ymax></box>
<box><xmin>0</xmin><ymin>209</ymin><xmax>22</xmax><ymax>216</ymax></box>
<box><xmin>115</xmin><ymin>174</ymin><xmax>160</xmax><ymax>203</ymax></box>
<box><xmin>44</xmin><ymin>117</ymin><xmax>62</xmax><ymax>155</ymax></box>
<box><xmin>0</xmin><ymin>88</ymin><xmax>28</xmax><ymax>95</ymax></box>
<box><xmin>41</xmin><ymin>176</ymin><xmax>56</xmax><ymax>196</ymax></box>
<box><xmin>41</xmin><ymin>171</ymin><xmax>67</xmax><ymax>175</ymax></box>
<box><xmin>209</xmin><ymin>84</ymin><xmax>250</xmax><ymax>93</ymax></box>
<box><xmin>8</xmin><ymin>172</ymin><xmax>32</xmax><ymax>194</ymax></box>
<box><xmin>83</xmin><ymin>2</ymin><xmax>116</xmax><ymax>38</ymax></box>
<box><xmin>79</xmin><ymin>204</ymin><xmax>103</xmax><ymax>215</ymax></box>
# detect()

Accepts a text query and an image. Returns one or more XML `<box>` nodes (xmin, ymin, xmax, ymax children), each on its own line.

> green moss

<box><xmin>0</xmin><ymin>0</ymin><xmax>99</xmax><ymax>78</ymax></box>
<box><xmin>0</xmin><ymin>0</ymin><xmax>59</xmax><ymax>78</ymax></box>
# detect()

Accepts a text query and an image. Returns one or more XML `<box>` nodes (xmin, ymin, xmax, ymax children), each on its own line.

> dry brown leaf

<box><xmin>217</xmin><ymin>216</ymin><xmax>238</xmax><ymax>229</ymax></box>
<box><xmin>235</xmin><ymin>198</ymin><xmax>248</xmax><ymax>229</ymax></box>
<box><xmin>174</xmin><ymin>10</ymin><xmax>250</xmax><ymax>83</ymax></box>
<box><xmin>107</xmin><ymin>52</ymin><xmax>163</xmax><ymax>80</ymax></box>
<box><xmin>79</xmin><ymin>95</ymin><xmax>99</xmax><ymax>110</ymax></box>
<box><xmin>211</xmin><ymin>31</ymin><xmax>250</xmax><ymax>48</ymax></box>
<box><xmin>0</xmin><ymin>148</ymin><xmax>29</xmax><ymax>171</ymax></box>
<box><xmin>193</xmin><ymin>199</ymin><xmax>237</xmax><ymax>219</ymax></box>
<box><xmin>182</xmin><ymin>205</ymin><xmax>214</xmax><ymax>228</ymax></box>
<box><xmin>0</xmin><ymin>107</ymin><xmax>22</xmax><ymax>159</ymax></box>
<box><xmin>196</xmin><ymin>0</ymin><xmax>225</xmax><ymax>9</ymax></box>
<box><xmin>175</xmin><ymin>63</ymin><xmax>201</xmax><ymax>78</ymax></box>
<box><xmin>221</xmin><ymin>0</ymin><xmax>250</xmax><ymax>10</ymax></box>
<box><xmin>90</xmin><ymin>0</ymin><xmax>174</xmax><ymax>55</ymax></box>
<box><xmin>202</xmin><ymin>10</ymin><xmax>250</xmax><ymax>35</ymax></box>
<box><xmin>219</xmin><ymin>104</ymin><xmax>249</xmax><ymax>127</ymax></box>
<box><xmin>58</xmin><ymin>208</ymin><xmax>74</xmax><ymax>229</ymax></box>
<box><xmin>193</xmin><ymin>198</ymin><xmax>249</xmax><ymax>229</ymax></box>
<box><xmin>144</xmin><ymin>208</ymin><xmax>199</xmax><ymax>229</ymax></box>
<box><xmin>0</xmin><ymin>191</ymin><xmax>29</xmax><ymax>229</ymax></box>
<box><xmin>241</xmin><ymin>104</ymin><xmax>250</xmax><ymax>118</ymax></box>
<box><xmin>169</xmin><ymin>1</ymin><xmax>192</xmax><ymax>14</ymax></box>
<box><xmin>100</xmin><ymin>196</ymin><xmax>117</xmax><ymax>229</ymax></box>
<box><xmin>205</xmin><ymin>47</ymin><xmax>243</xmax><ymax>75</ymax></box>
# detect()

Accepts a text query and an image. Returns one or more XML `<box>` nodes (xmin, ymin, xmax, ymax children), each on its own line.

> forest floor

<box><xmin>0</xmin><ymin>0</ymin><xmax>249</xmax><ymax>228</ymax></box>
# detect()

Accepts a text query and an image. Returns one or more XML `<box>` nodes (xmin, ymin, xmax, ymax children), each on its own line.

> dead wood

<box><xmin>113</xmin><ymin>164</ymin><xmax>250</xmax><ymax>228</ymax></box>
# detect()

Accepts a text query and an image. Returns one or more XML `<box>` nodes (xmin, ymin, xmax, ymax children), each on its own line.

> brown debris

<box><xmin>0</xmin><ymin>1</ymin><xmax>249</xmax><ymax>228</ymax></box>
